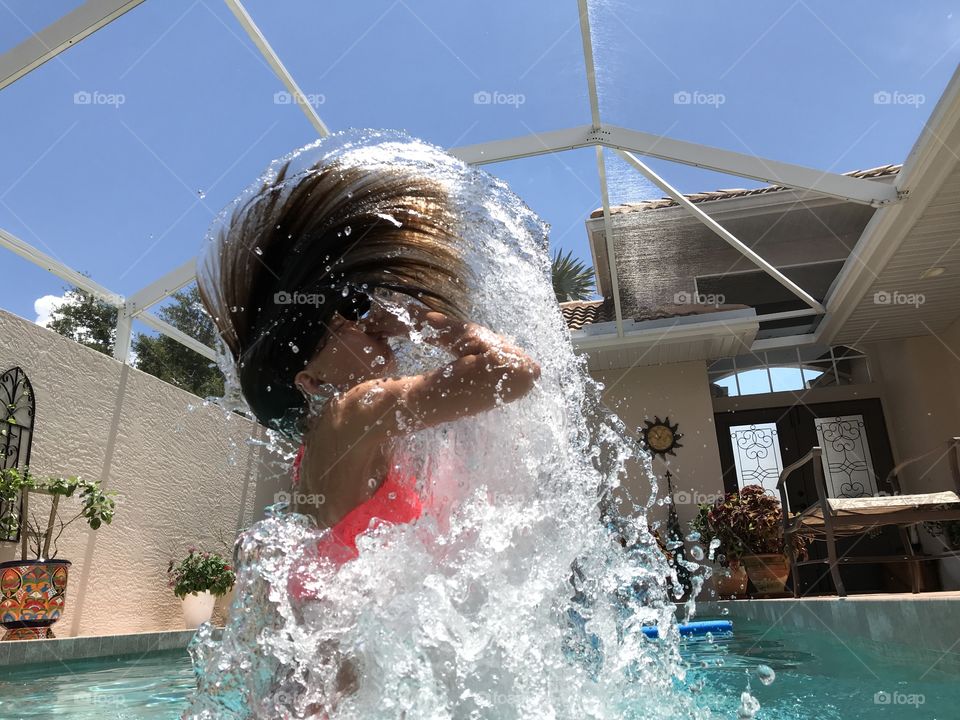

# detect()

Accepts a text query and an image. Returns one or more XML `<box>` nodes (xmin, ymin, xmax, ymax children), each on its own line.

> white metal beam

<box><xmin>451</xmin><ymin>124</ymin><xmax>900</xmax><ymax>207</ymax></box>
<box><xmin>594</xmin><ymin>148</ymin><xmax>624</xmax><ymax>336</ymax></box>
<box><xmin>224</xmin><ymin>0</ymin><xmax>330</xmax><ymax>137</ymax></box>
<box><xmin>576</xmin><ymin>0</ymin><xmax>623</xmax><ymax>337</ymax></box>
<box><xmin>125</xmin><ymin>258</ymin><xmax>197</xmax><ymax>316</ymax></box>
<box><xmin>0</xmin><ymin>0</ymin><xmax>146</xmax><ymax>91</ymax></box>
<box><xmin>113</xmin><ymin>314</ymin><xmax>133</xmax><ymax>362</ymax></box>
<box><xmin>0</xmin><ymin>226</ymin><xmax>121</xmax><ymax>305</ymax></box>
<box><xmin>600</xmin><ymin>125</ymin><xmax>899</xmax><ymax>207</ymax></box>
<box><xmin>616</xmin><ymin>150</ymin><xmax>826</xmax><ymax>313</ymax></box>
<box><xmin>576</xmin><ymin>0</ymin><xmax>601</xmax><ymax>129</ymax></box>
<box><xmin>450</xmin><ymin>126</ymin><xmax>595</xmax><ymax>165</ymax></box>
<box><xmin>138</xmin><ymin>312</ymin><xmax>218</xmax><ymax>361</ymax></box>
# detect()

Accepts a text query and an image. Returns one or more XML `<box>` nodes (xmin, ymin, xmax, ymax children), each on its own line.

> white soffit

<box><xmin>821</xmin><ymin>63</ymin><xmax>960</xmax><ymax>345</ymax></box>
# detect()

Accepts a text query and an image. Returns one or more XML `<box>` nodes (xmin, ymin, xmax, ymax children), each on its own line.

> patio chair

<box><xmin>777</xmin><ymin>437</ymin><xmax>960</xmax><ymax>597</ymax></box>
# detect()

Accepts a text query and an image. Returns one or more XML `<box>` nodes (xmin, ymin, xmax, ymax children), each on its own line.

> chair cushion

<box><xmin>792</xmin><ymin>491</ymin><xmax>960</xmax><ymax>532</ymax></box>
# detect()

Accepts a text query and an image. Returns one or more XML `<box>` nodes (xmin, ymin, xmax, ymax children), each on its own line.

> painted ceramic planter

<box><xmin>181</xmin><ymin>590</ymin><xmax>216</xmax><ymax>629</ymax></box>
<box><xmin>0</xmin><ymin>559</ymin><xmax>70</xmax><ymax>641</ymax></box>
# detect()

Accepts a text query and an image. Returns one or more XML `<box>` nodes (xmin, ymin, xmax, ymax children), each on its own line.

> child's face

<box><xmin>295</xmin><ymin>312</ymin><xmax>395</xmax><ymax>393</ymax></box>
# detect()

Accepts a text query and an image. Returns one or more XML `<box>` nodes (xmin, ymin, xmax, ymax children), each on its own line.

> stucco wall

<box><xmin>0</xmin><ymin>309</ymin><xmax>288</xmax><ymax>636</ymax></box>
<box><xmin>591</xmin><ymin>360</ymin><xmax>724</xmax><ymax>530</ymax></box>
<box><xmin>870</xmin><ymin>316</ymin><xmax>960</xmax><ymax>495</ymax></box>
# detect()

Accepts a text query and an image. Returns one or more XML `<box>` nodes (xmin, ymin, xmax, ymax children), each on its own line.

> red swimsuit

<box><xmin>288</xmin><ymin>445</ymin><xmax>423</xmax><ymax>599</ymax></box>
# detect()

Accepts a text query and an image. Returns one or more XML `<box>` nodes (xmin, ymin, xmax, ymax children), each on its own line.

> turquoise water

<box><xmin>0</xmin><ymin>621</ymin><xmax>956</xmax><ymax>719</ymax></box>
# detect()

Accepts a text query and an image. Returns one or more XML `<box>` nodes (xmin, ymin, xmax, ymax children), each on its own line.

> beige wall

<box><xmin>0</xmin><ymin>309</ymin><xmax>288</xmax><ymax>636</ymax></box>
<box><xmin>591</xmin><ymin>360</ymin><xmax>724</xmax><ymax>530</ymax></box>
<box><xmin>870</xmin><ymin>316</ymin><xmax>960</xmax><ymax>495</ymax></box>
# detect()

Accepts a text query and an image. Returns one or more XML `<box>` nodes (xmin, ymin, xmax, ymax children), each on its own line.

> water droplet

<box><xmin>197</xmin><ymin>189</ymin><xmax>206</xmax><ymax>199</ymax></box>
<box><xmin>690</xmin><ymin>545</ymin><xmax>705</xmax><ymax>561</ymax></box>
<box><xmin>254</xmin><ymin>246</ymin><xmax>263</xmax><ymax>255</ymax></box>
<box><xmin>708</xmin><ymin>538</ymin><xmax>721</xmax><ymax>560</ymax></box>
<box><xmin>344</xmin><ymin>225</ymin><xmax>352</xmax><ymax>236</ymax></box>
<box><xmin>737</xmin><ymin>689</ymin><xmax>761</xmax><ymax>719</ymax></box>
<box><xmin>289</xmin><ymin>343</ymin><xmax>299</xmax><ymax>353</ymax></box>
<box><xmin>756</xmin><ymin>665</ymin><xmax>775</xmax><ymax>686</ymax></box>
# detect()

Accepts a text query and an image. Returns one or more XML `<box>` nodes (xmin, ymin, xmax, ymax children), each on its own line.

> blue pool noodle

<box><xmin>641</xmin><ymin>620</ymin><xmax>733</xmax><ymax>639</ymax></box>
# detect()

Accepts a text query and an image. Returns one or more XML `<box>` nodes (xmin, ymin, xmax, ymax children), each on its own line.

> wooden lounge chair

<box><xmin>778</xmin><ymin>438</ymin><xmax>960</xmax><ymax>597</ymax></box>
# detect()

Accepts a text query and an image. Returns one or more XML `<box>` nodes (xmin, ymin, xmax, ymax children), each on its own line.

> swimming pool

<box><xmin>0</xmin><ymin>620</ymin><xmax>955</xmax><ymax>719</ymax></box>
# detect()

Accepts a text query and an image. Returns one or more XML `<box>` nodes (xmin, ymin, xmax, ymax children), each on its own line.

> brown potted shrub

<box><xmin>690</xmin><ymin>504</ymin><xmax>748</xmax><ymax>598</ymax></box>
<box><xmin>0</xmin><ymin>467</ymin><xmax>115</xmax><ymax>640</ymax></box>
<box><xmin>699</xmin><ymin>485</ymin><xmax>807</xmax><ymax>597</ymax></box>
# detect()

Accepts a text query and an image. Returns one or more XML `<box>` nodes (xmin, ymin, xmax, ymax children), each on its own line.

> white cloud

<box><xmin>34</xmin><ymin>293</ymin><xmax>70</xmax><ymax>327</ymax></box>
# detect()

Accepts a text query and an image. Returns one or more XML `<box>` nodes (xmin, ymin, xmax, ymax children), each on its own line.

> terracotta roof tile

<box><xmin>559</xmin><ymin>299</ymin><xmax>750</xmax><ymax>331</ymax></box>
<box><xmin>588</xmin><ymin>164</ymin><xmax>902</xmax><ymax>219</ymax></box>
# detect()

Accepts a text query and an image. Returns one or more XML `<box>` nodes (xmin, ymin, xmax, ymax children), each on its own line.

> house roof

<box><xmin>559</xmin><ymin>298</ymin><xmax>750</xmax><ymax>331</ymax></box>
<box><xmin>588</xmin><ymin>164</ymin><xmax>902</xmax><ymax>219</ymax></box>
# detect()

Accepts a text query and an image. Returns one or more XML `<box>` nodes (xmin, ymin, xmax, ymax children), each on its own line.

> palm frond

<box><xmin>551</xmin><ymin>249</ymin><xmax>595</xmax><ymax>302</ymax></box>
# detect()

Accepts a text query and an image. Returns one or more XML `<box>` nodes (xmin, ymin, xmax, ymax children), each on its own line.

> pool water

<box><xmin>677</xmin><ymin>620</ymin><xmax>959</xmax><ymax>719</ymax></box>
<box><xmin>0</xmin><ymin>649</ymin><xmax>193</xmax><ymax>719</ymax></box>
<box><xmin>0</xmin><ymin>621</ymin><xmax>956</xmax><ymax>719</ymax></box>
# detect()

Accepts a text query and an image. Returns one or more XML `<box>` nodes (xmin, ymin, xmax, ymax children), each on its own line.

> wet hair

<box><xmin>197</xmin><ymin>160</ymin><xmax>470</xmax><ymax>436</ymax></box>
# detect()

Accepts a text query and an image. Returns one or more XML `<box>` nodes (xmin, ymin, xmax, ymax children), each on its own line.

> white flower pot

<box><xmin>181</xmin><ymin>591</ymin><xmax>216</xmax><ymax>629</ymax></box>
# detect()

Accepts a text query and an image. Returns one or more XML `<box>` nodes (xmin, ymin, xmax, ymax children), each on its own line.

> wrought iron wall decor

<box><xmin>0</xmin><ymin>366</ymin><xmax>35</xmax><ymax>543</ymax></box>
<box><xmin>813</xmin><ymin>415</ymin><xmax>879</xmax><ymax>498</ymax></box>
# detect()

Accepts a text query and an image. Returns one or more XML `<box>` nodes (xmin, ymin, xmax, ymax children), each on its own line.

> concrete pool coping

<box><xmin>0</xmin><ymin>627</ymin><xmax>221</xmax><ymax>667</ymax></box>
<box><xmin>699</xmin><ymin>591</ymin><xmax>960</xmax><ymax>658</ymax></box>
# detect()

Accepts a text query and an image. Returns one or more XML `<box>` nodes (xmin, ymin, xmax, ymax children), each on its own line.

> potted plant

<box><xmin>0</xmin><ymin>467</ymin><xmax>116</xmax><ymax>640</ymax></box>
<box><xmin>167</xmin><ymin>548</ymin><xmax>235</xmax><ymax>629</ymax></box>
<box><xmin>699</xmin><ymin>485</ymin><xmax>807</xmax><ymax>597</ymax></box>
<box><xmin>690</xmin><ymin>503</ymin><xmax>748</xmax><ymax>598</ymax></box>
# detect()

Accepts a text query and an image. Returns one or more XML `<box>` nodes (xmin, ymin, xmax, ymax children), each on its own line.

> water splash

<box><xmin>185</xmin><ymin>130</ymin><xmax>725</xmax><ymax>719</ymax></box>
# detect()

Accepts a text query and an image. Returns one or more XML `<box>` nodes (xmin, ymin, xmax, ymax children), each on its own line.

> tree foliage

<box><xmin>551</xmin><ymin>249</ymin><xmax>595</xmax><ymax>302</ymax></box>
<box><xmin>46</xmin><ymin>288</ymin><xmax>117</xmax><ymax>355</ymax></box>
<box><xmin>45</xmin><ymin>285</ymin><xmax>224</xmax><ymax>399</ymax></box>
<box><xmin>132</xmin><ymin>286</ymin><xmax>224</xmax><ymax>398</ymax></box>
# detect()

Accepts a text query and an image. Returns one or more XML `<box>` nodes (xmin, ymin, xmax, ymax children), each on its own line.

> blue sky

<box><xmin>1</xmin><ymin>0</ymin><xmax>959</xmax><ymax>331</ymax></box>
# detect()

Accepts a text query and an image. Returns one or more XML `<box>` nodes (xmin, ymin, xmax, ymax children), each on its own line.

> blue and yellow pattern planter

<box><xmin>0</xmin><ymin>560</ymin><xmax>70</xmax><ymax>641</ymax></box>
